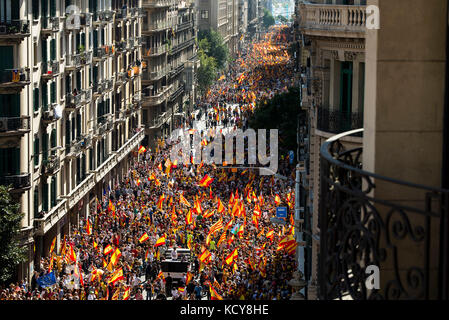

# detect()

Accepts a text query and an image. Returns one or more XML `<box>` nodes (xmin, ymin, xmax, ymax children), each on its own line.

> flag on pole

<box><xmin>108</xmin><ymin>268</ymin><xmax>124</xmax><ymax>285</ymax></box>
<box><xmin>199</xmin><ymin>175</ymin><xmax>214</xmax><ymax>187</ymax></box>
<box><xmin>110</xmin><ymin>248</ymin><xmax>122</xmax><ymax>266</ymax></box>
<box><xmin>155</xmin><ymin>235</ymin><xmax>166</xmax><ymax>247</ymax></box>
<box><xmin>139</xmin><ymin>233</ymin><xmax>150</xmax><ymax>243</ymax></box>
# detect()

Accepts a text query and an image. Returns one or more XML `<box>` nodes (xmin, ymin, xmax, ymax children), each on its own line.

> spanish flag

<box><xmin>275</xmin><ymin>194</ymin><xmax>281</xmax><ymax>206</ymax></box>
<box><xmin>49</xmin><ymin>237</ymin><xmax>56</xmax><ymax>254</ymax></box>
<box><xmin>138</xmin><ymin>145</ymin><xmax>146</xmax><ymax>154</ymax></box>
<box><xmin>217</xmin><ymin>198</ymin><xmax>225</xmax><ymax>214</ymax></box>
<box><xmin>155</xmin><ymin>235</ymin><xmax>166</xmax><ymax>247</ymax></box>
<box><xmin>139</xmin><ymin>232</ymin><xmax>150</xmax><ymax>243</ymax></box>
<box><xmin>85</xmin><ymin>219</ymin><xmax>92</xmax><ymax>235</ymax></box>
<box><xmin>185</xmin><ymin>209</ymin><xmax>193</xmax><ymax>225</ymax></box>
<box><xmin>198</xmin><ymin>247</ymin><xmax>211</xmax><ymax>263</ymax></box>
<box><xmin>68</xmin><ymin>244</ymin><xmax>77</xmax><ymax>262</ymax></box>
<box><xmin>266</xmin><ymin>229</ymin><xmax>274</xmax><ymax>241</ymax></box>
<box><xmin>108</xmin><ymin>268</ymin><xmax>124</xmax><ymax>285</ymax></box>
<box><xmin>103</xmin><ymin>244</ymin><xmax>113</xmax><ymax>255</ymax></box>
<box><xmin>110</xmin><ymin>248</ymin><xmax>122</xmax><ymax>266</ymax></box>
<box><xmin>199</xmin><ymin>174</ymin><xmax>214</xmax><ymax>187</ymax></box>
<box><xmin>210</xmin><ymin>286</ymin><xmax>223</xmax><ymax>300</ymax></box>
<box><xmin>225</xmin><ymin>248</ymin><xmax>238</xmax><ymax>265</ymax></box>
<box><xmin>186</xmin><ymin>271</ymin><xmax>194</xmax><ymax>285</ymax></box>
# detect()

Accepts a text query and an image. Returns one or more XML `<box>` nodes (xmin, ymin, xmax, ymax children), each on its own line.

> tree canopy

<box><xmin>263</xmin><ymin>9</ymin><xmax>276</xmax><ymax>29</ymax></box>
<box><xmin>198</xmin><ymin>29</ymin><xmax>229</xmax><ymax>69</ymax></box>
<box><xmin>0</xmin><ymin>185</ymin><xmax>26</xmax><ymax>284</ymax></box>
<box><xmin>248</xmin><ymin>87</ymin><xmax>304</xmax><ymax>154</ymax></box>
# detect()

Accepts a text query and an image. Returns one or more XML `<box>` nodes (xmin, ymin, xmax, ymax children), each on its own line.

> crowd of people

<box><xmin>0</xmin><ymin>26</ymin><xmax>300</xmax><ymax>301</ymax></box>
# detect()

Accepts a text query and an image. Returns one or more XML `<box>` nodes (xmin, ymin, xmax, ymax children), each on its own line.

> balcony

<box><xmin>177</xmin><ymin>20</ymin><xmax>193</xmax><ymax>32</ymax></box>
<box><xmin>80</xmin><ymin>134</ymin><xmax>92</xmax><ymax>149</ymax></box>
<box><xmin>0</xmin><ymin>19</ymin><xmax>30</xmax><ymax>42</ymax></box>
<box><xmin>115</xmin><ymin>8</ymin><xmax>127</xmax><ymax>20</ymax></box>
<box><xmin>317</xmin><ymin>106</ymin><xmax>363</xmax><ymax>136</ymax></box>
<box><xmin>93</xmin><ymin>47</ymin><xmax>107</xmax><ymax>62</ymax></box>
<box><xmin>41</xmin><ymin>17</ymin><xmax>59</xmax><ymax>37</ymax></box>
<box><xmin>42</xmin><ymin>155</ymin><xmax>60</xmax><ymax>176</ymax></box>
<box><xmin>142</xmin><ymin>0</ymin><xmax>174</xmax><ymax>9</ymax></box>
<box><xmin>142</xmin><ymin>68</ymin><xmax>167</xmax><ymax>81</ymax></box>
<box><xmin>297</xmin><ymin>3</ymin><xmax>366</xmax><ymax>38</ymax></box>
<box><xmin>144</xmin><ymin>21</ymin><xmax>170</xmax><ymax>33</ymax></box>
<box><xmin>169</xmin><ymin>82</ymin><xmax>185</xmax><ymax>102</ymax></box>
<box><xmin>84</xmin><ymin>88</ymin><xmax>92</xmax><ymax>103</ymax></box>
<box><xmin>168</xmin><ymin>64</ymin><xmax>185</xmax><ymax>79</ymax></box>
<box><xmin>92</xmin><ymin>82</ymin><xmax>105</xmax><ymax>97</ymax></box>
<box><xmin>145</xmin><ymin>45</ymin><xmax>167</xmax><ymax>57</ymax></box>
<box><xmin>0</xmin><ymin>173</ymin><xmax>31</xmax><ymax>192</ymax></box>
<box><xmin>65</xmin><ymin>139</ymin><xmax>83</xmax><ymax>159</ymax></box>
<box><xmin>41</xmin><ymin>61</ymin><xmax>59</xmax><ymax>80</ymax></box>
<box><xmin>65</xmin><ymin>93</ymin><xmax>84</xmax><ymax>111</ymax></box>
<box><xmin>0</xmin><ymin>68</ymin><xmax>30</xmax><ymax>94</ymax></box>
<box><xmin>169</xmin><ymin>38</ymin><xmax>195</xmax><ymax>55</ymax></box>
<box><xmin>143</xmin><ymin>84</ymin><xmax>172</xmax><ymax>106</ymax></box>
<box><xmin>115</xmin><ymin>72</ymin><xmax>128</xmax><ymax>87</ymax></box>
<box><xmin>115</xmin><ymin>41</ymin><xmax>126</xmax><ymax>53</ymax></box>
<box><xmin>132</xmin><ymin>93</ymin><xmax>142</xmax><ymax>105</ymax></box>
<box><xmin>42</xmin><ymin>105</ymin><xmax>60</xmax><ymax>124</ymax></box>
<box><xmin>0</xmin><ymin>116</ymin><xmax>31</xmax><ymax>137</ymax></box>
<box><xmin>103</xmin><ymin>79</ymin><xmax>114</xmax><ymax>92</ymax></box>
<box><xmin>318</xmin><ymin>129</ymin><xmax>449</xmax><ymax>300</ymax></box>
<box><xmin>80</xmin><ymin>13</ymin><xmax>92</xmax><ymax>27</ymax></box>
<box><xmin>65</xmin><ymin>54</ymin><xmax>83</xmax><ymax>72</ymax></box>
<box><xmin>93</xmin><ymin>11</ymin><xmax>113</xmax><ymax>26</ymax></box>
<box><xmin>93</xmin><ymin>122</ymin><xmax>108</xmax><ymax>139</ymax></box>
<box><xmin>149</xmin><ymin>109</ymin><xmax>172</xmax><ymax>129</ymax></box>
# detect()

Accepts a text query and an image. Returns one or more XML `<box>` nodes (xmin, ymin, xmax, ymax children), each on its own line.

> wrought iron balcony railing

<box><xmin>317</xmin><ymin>106</ymin><xmax>363</xmax><ymax>136</ymax></box>
<box><xmin>318</xmin><ymin>129</ymin><xmax>449</xmax><ymax>300</ymax></box>
<box><xmin>0</xmin><ymin>116</ymin><xmax>31</xmax><ymax>135</ymax></box>
<box><xmin>42</xmin><ymin>155</ymin><xmax>60</xmax><ymax>175</ymax></box>
<box><xmin>0</xmin><ymin>19</ymin><xmax>30</xmax><ymax>37</ymax></box>
<box><xmin>0</xmin><ymin>173</ymin><xmax>31</xmax><ymax>191</ymax></box>
<box><xmin>142</xmin><ymin>0</ymin><xmax>175</xmax><ymax>8</ymax></box>
<box><xmin>41</xmin><ymin>16</ymin><xmax>59</xmax><ymax>35</ymax></box>
<box><xmin>41</xmin><ymin>61</ymin><xmax>59</xmax><ymax>79</ymax></box>
<box><xmin>0</xmin><ymin>68</ymin><xmax>30</xmax><ymax>93</ymax></box>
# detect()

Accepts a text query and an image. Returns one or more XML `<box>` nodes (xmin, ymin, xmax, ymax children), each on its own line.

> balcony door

<box><xmin>0</xmin><ymin>0</ymin><xmax>19</xmax><ymax>23</ymax></box>
<box><xmin>339</xmin><ymin>61</ymin><xmax>353</xmax><ymax>131</ymax></box>
<box><xmin>0</xmin><ymin>147</ymin><xmax>19</xmax><ymax>176</ymax></box>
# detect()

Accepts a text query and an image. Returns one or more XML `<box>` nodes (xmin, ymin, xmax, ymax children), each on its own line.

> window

<box><xmin>42</xmin><ymin>183</ymin><xmax>48</xmax><ymax>212</ymax></box>
<box><xmin>50</xmin><ymin>81</ymin><xmax>56</xmax><ymax>104</ymax></box>
<box><xmin>42</xmin><ymin>132</ymin><xmax>48</xmax><ymax>161</ymax></box>
<box><xmin>42</xmin><ymin>82</ymin><xmax>48</xmax><ymax>111</ymax></box>
<box><xmin>32</xmin><ymin>0</ymin><xmax>40</xmax><ymax>19</ymax></box>
<box><xmin>51</xmin><ymin>177</ymin><xmax>57</xmax><ymax>208</ymax></box>
<box><xmin>201</xmin><ymin>10</ymin><xmax>209</xmax><ymax>19</ymax></box>
<box><xmin>34</xmin><ymin>188</ymin><xmax>39</xmax><ymax>218</ymax></box>
<box><xmin>34</xmin><ymin>135</ymin><xmax>40</xmax><ymax>166</ymax></box>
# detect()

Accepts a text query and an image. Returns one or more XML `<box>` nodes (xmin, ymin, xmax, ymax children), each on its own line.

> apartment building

<box><xmin>294</xmin><ymin>0</ymin><xmax>449</xmax><ymax>300</ymax></box>
<box><xmin>0</xmin><ymin>0</ymin><xmax>144</xmax><ymax>281</ymax></box>
<box><xmin>141</xmin><ymin>0</ymin><xmax>198</xmax><ymax>149</ymax></box>
<box><xmin>237</xmin><ymin>0</ymin><xmax>248</xmax><ymax>49</ymax></box>
<box><xmin>196</xmin><ymin>0</ymin><xmax>240</xmax><ymax>56</ymax></box>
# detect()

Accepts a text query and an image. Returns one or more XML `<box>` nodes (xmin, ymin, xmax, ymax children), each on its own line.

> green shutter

<box><xmin>50</xmin><ymin>39</ymin><xmax>56</xmax><ymax>61</ymax></box>
<box><xmin>34</xmin><ymin>137</ymin><xmax>40</xmax><ymax>166</ymax></box>
<box><xmin>50</xmin><ymin>0</ymin><xmax>56</xmax><ymax>17</ymax></box>
<box><xmin>34</xmin><ymin>188</ymin><xmax>39</xmax><ymax>217</ymax></box>
<box><xmin>34</xmin><ymin>88</ymin><xmax>40</xmax><ymax>112</ymax></box>
<box><xmin>42</xmin><ymin>82</ymin><xmax>48</xmax><ymax>111</ymax></box>
<box><xmin>0</xmin><ymin>46</ymin><xmax>14</xmax><ymax>72</ymax></box>
<box><xmin>43</xmin><ymin>132</ymin><xmax>48</xmax><ymax>161</ymax></box>
<box><xmin>43</xmin><ymin>183</ymin><xmax>49</xmax><ymax>212</ymax></box>
<box><xmin>51</xmin><ymin>177</ymin><xmax>57</xmax><ymax>207</ymax></box>
<box><xmin>42</xmin><ymin>40</ymin><xmax>48</xmax><ymax>63</ymax></box>
<box><xmin>51</xmin><ymin>81</ymin><xmax>56</xmax><ymax>103</ymax></box>
<box><xmin>93</xmin><ymin>30</ymin><xmax>98</xmax><ymax>49</ymax></box>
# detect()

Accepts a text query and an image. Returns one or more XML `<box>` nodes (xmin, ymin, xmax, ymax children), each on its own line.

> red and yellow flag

<box><xmin>180</xmin><ymin>194</ymin><xmax>191</xmax><ymax>207</ymax></box>
<box><xmin>209</xmin><ymin>218</ymin><xmax>224</xmax><ymax>235</ymax></box>
<box><xmin>198</xmin><ymin>247</ymin><xmax>211</xmax><ymax>263</ymax></box>
<box><xmin>185</xmin><ymin>209</ymin><xmax>193</xmax><ymax>225</ymax></box>
<box><xmin>85</xmin><ymin>219</ymin><xmax>92</xmax><ymax>235</ymax></box>
<box><xmin>110</xmin><ymin>248</ymin><xmax>122</xmax><ymax>266</ymax></box>
<box><xmin>49</xmin><ymin>237</ymin><xmax>56</xmax><ymax>255</ymax></box>
<box><xmin>139</xmin><ymin>233</ymin><xmax>150</xmax><ymax>243</ymax></box>
<box><xmin>138</xmin><ymin>146</ymin><xmax>146</xmax><ymax>154</ymax></box>
<box><xmin>217</xmin><ymin>198</ymin><xmax>225</xmax><ymax>214</ymax></box>
<box><xmin>225</xmin><ymin>248</ymin><xmax>238</xmax><ymax>265</ymax></box>
<box><xmin>103</xmin><ymin>244</ymin><xmax>113</xmax><ymax>255</ymax></box>
<box><xmin>123</xmin><ymin>287</ymin><xmax>131</xmax><ymax>300</ymax></box>
<box><xmin>210</xmin><ymin>286</ymin><xmax>223</xmax><ymax>300</ymax></box>
<box><xmin>155</xmin><ymin>235</ymin><xmax>166</xmax><ymax>247</ymax></box>
<box><xmin>108</xmin><ymin>268</ymin><xmax>124</xmax><ymax>285</ymax></box>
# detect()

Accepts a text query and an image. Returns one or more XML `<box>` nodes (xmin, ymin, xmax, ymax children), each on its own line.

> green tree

<box><xmin>0</xmin><ymin>185</ymin><xmax>26</xmax><ymax>284</ymax></box>
<box><xmin>197</xmin><ymin>49</ymin><xmax>217</xmax><ymax>95</ymax></box>
<box><xmin>198</xmin><ymin>29</ymin><xmax>229</xmax><ymax>69</ymax></box>
<box><xmin>263</xmin><ymin>9</ymin><xmax>276</xmax><ymax>29</ymax></box>
<box><xmin>248</xmin><ymin>87</ymin><xmax>305</xmax><ymax>153</ymax></box>
<box><xmin>276</xmin><ymin>15</ymin><xmax>288</xmax><ymax>24</ymax></box>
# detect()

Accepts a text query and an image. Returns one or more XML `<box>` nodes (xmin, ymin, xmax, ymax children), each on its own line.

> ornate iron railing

<box><xmin>318</xmin><ymin>129</ymin><xmax>449</xmax><ymax>300</ymax></box>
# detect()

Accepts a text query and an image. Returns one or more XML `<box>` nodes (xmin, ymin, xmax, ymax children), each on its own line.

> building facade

<box><xmin>294</xmin><ymin>0</ymin><xmax>449</xmax><ymax>300</ymax></box>
<box><xmin>141</xmin><ymin>0</ymin><xmax>198</xmax><ymax>149</ymax></box>
<box><xmin>0</xmin><ymin>0</ymin><xmax>144</xmax><ymax>282</ymax></box>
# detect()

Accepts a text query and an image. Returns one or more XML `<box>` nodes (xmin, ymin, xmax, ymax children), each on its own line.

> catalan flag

<box><xmin>217</xmin><ymin>231</ymin><xmax>227</xmax><ymax>247</ymax></box>
<box><xmin>185</xmin><ymin>209</ymin><xmax>193</xmax><ymax>225</ymax></box>
<box><xmin>154</xmin><ymin>235</ymin><xmax>166</xmax><ymax>247</ymax></box>
<box><xmin>199</xmin><ymin>174</ymin><xmax>214</xmax><ymax>187</ymax></box>
<box><xmin>209</xmin><ymin>218</ymin><xmax>224</xmax><ymax>235</ymax></box>
<box><xmin>179</xmin><ymin>194</ymin><xmax>191</xmax><ymax>207</ymax></box>
<box><xmin>139</xmin><ymin>232</ymin><xmax>150</xmax><ymax>243</ymax></box>
<box><xmin>68</xmin><ymin>244</ymin><xmax>77</xmax><ymax>262</ymax></box>
<box><xmin>156</xmin><ymin>270</ymin><xmax>165</xmax><ymax>282</ymax></box>
<box><xmin>186</xmin><ymin>271</ymin><xmax>194</xmax><ymax>285</ymax></box>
